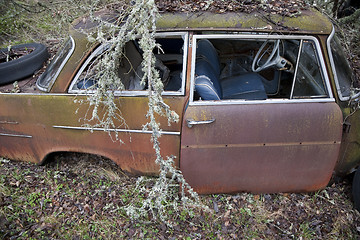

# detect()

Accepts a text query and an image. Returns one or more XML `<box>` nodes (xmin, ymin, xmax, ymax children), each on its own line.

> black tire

<box><xmin>0</xmin><ymin>43</ymin><xmax>49</xmax><ymax>85</ymax></box>
<box><xmin>352</xmin><ymin>167</ymin><xmax>360</xmax><ymax>210</ymax></box>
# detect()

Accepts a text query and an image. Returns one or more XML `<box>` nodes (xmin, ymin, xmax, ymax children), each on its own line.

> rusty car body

<box><xmin>1</xmin><ymin>8</ymin><xmax>360</xmax><ymax>201</ymax></box>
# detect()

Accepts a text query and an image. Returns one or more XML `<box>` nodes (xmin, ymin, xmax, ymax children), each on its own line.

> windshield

<box><xmin>328</xmin><ymin>34</ymin><xmax>357</xmax><ymax>101</ymax></box>
<box><xmin>36</xmin><ymin>37</ymin><xmax>75</xmax><ymax>92</ymax></box>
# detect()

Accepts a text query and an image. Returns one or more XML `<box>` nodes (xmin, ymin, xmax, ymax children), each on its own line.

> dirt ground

<box><xmin>1</xmin><ymin>154</ymin><xmax>360</xmax><ymax>239</ymax></box>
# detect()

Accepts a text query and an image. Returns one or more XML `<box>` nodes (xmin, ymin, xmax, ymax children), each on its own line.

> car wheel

<box><xmin>0</xmin><ymin>43</ymin><xmax>49</xmax><ymax>85</ymax></box>
<box><xmin>352</xmin><ymin>167</ymin><xmax>360</xmax><ymax>210</ymax></box>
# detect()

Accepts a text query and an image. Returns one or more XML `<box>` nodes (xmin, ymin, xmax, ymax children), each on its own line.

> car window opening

<box><xmin>69</xmin><ymin>35</ymin><xmax>186</xmax><ymax>94</ymax></box>
<box><xmin>193</xmin><ymin>37</ymin><xmax>329</xmax><ymax>102</ymax></box>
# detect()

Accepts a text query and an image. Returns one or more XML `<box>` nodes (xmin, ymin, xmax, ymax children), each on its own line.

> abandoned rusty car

<box><xmin>1</xmin><ymin>8</ymin><xmax>360</xmax><ymax>208</ymax></box>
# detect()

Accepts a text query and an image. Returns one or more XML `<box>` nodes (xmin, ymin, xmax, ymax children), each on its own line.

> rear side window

<box><xmin>68</xmin><ymin>33</ymin><xmax>187</xmax><ymax>96</ymax></box>
<box><xmin>36</xmin><ymin>37</ymin><xmax>75</xmax><ymax>92</ymax></box>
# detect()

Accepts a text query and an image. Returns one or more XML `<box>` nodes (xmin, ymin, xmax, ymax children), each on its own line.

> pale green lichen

<box><xmin>81</xmin><ymin>0</ymin><xmax>206</xmax><ymax>226</ymax></box>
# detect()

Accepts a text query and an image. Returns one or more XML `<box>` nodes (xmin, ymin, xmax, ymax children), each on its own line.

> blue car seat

<box><xmin>197</xmin><ymin>39</ymin><xmax>221</xmax><ymax>76</ymax></box>
<box><xmin>195</xmin><ymin>60</ymin><xmax>222</xmax><ymax>100</ymax></box>
<box><xmin>195</xmin><ymin>39</ymin><xmax>268</xmax><ymax>100</ymax></box>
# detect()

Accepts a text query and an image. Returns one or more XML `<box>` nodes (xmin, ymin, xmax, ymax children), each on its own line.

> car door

<box><xmin>180</xmin><ymin>34</ymin><xmax>343</xmax><ymax>194</ymax></box>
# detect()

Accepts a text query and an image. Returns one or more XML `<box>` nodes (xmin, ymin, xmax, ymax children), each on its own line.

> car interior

<box><xmin>70</xmin><ymin>34</ymin><xmax>329</xmax><ymax>101</ymax></box>
<box><xmin>70</xmin><ymin>36</ymin><xmax>185</xmax><ymax>93</ymax></box>
<box><xmin>193</xmin><ymin>37</ymin><xmax>329</xmax><ymax>101</ymax></box>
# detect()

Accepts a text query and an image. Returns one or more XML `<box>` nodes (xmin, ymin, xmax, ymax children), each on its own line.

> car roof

<box><xmin>71</xmin><ymin>7</ymin><xmax>332</xmax><ymax>36</ymax></box>
<box><xmin>157</xmin><ymin>9</ymin><xmax>332</xmax><ymax>34</ymax></box>
<box><xmin>71</xmin><ymin>8</ymin><xmax>333</xmax><ymax>35</ymax></box>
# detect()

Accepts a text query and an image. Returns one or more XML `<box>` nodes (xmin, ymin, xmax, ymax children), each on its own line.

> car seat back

<box><xmin>195</xmin><ymin>59</ymin><xmax>222</xmax><ymax>100</ymax></box>
<box><xmin>196</xmin><ymin>39</ymin><xmax>221</xmax><ymax>76</ymax></box>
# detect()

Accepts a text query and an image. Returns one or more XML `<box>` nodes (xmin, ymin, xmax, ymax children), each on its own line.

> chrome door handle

<box><xmin>186</xmin><ymin>118</ymin><xmax>215</xmax><ymax>128</ymax></box>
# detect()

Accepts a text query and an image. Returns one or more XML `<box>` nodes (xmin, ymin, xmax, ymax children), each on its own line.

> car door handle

<box><xmin>186</xmin><ymin>118</ymin><xmax>215</xmax><ymax>128</ymax></box>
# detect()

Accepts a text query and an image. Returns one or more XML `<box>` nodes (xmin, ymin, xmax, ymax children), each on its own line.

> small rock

<box><xmin>213</xmin><ymin>200</ymin><xmax>219</xmax><ymax>213</ymax></box>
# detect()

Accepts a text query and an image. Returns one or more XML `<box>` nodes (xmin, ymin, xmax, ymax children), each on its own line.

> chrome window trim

<box><xmin>189</xmin><ymin>34</ymin><xmax>334</xmax><ymax>106</ymax></box>
<box><xmin>37</xmin><ymin>36</ymin><xmax>75</xmax><ymax>92</ymax></box>
<box><xmin>0</xmin><ymin>133</ymin><xmax>32</xmax><ymax>138</ymax></box>
<box><xmin>68</xmin><ymin>43</ymin><xmax>107</xmax><ymax>93</ymax></box>
<box><xmin>0</xmin><ymin>92</ymin><xmax>335</xmax><ymax>104</ymax></box>
<box><xmin>190</xmin><ymin>98</ymin><xmax>335</xmax><ymax>106</ymax></box>
<box><xmin>290</xmin><ymin>39</ymin><xmax>303</xmax><ymax>99</ymax></box>
<box><xmin>327</xmin><ymin>27</ymin><xmax>360</xmax><ymax>101</ymax></box>
<box><xmin>0</xmin><ymin>92</ymin><xmax>187</xmax><ymax>96</ymax></box>
<box><xmin>68</xmin><ymin>32</ymin><xmax>188</xmax><ymax>96</ymax></box>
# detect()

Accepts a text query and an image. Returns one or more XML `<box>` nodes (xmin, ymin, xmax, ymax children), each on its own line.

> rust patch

<box><xmin>0</xmin><ymin>93</ymin><xmax>187</xmax><ymax>174</ymax></box>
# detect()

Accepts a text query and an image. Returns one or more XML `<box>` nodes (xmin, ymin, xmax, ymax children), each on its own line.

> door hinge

<box><xmin>343</xmin><ymin>121</ymin><xmax>351</xmax><ymax>133</ymax></box>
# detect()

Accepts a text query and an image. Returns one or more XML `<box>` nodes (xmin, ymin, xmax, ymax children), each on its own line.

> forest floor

<box><xmin>1</xmin><ymin>154</ymin><xmax>360</xmax><ymax>239</ymax></box>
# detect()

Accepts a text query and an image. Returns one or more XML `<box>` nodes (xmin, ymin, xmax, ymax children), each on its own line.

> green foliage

<box><xmin>0</xmin><ymin>0</ymin><xmax>117</xmax><ymax>46</ymax></box>
<box><xmin>298</xmin><ymin>222</ymin><xmax>316</xmax><ymax>239</ymax></box>
<box><xmin>305</xmin><ymin>0</ymin><xmax>360</xmax><ymax>81</ymax></box>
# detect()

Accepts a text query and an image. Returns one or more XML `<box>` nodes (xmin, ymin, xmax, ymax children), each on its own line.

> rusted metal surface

<box><xmin>180</xmin><ymin>102</ymin><xmax>343</xmax><ymax>194</ymax></box>
<box><xmin>72</xmin><ymin>8</ymin><xmax>332</xmax><ymax>35</ymax></box>
<box><xmin>157</xmin><ymin>9</ymin><xmax>332</xmax><ymax>34</ymax></box>
<box><xmin>0</xmin><ymin>94</ymin><xmax>186</xmax><ymax>175</ymax></box>
<box><xmin>335</xmin><ymin>106</ymin><xmax>360</xmax><ymax>175</ymax></box>
<box><xmin>51</xmin><ymin>32</ymin><xmax>96</xmax><ymax>93</ymax></box>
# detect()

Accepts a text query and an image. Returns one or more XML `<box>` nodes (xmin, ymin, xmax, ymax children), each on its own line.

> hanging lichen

<box><xmin>80</xmin><ymin>0</ymin><xmax>207</xmax><ymax>225</ymax></box>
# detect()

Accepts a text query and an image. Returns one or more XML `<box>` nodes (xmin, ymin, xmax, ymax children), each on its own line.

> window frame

<box><xmin>189</xmin><ymin>34</ymin><xmax>334</xmax><ymax>106</ymax></box>
<box><xmin>37</xmin><ymin>36</ymin><xmax>75</xmax><ymax>92</ymax></box>
<box><xmin>290</xmin><ymin>39</ymin><xmax>329</xmax><ymax>99</ymax></box>
<box><xmin>68</xmin><ymin>32</ymin><xmax>188</xmax><ymax>96</ymax></box>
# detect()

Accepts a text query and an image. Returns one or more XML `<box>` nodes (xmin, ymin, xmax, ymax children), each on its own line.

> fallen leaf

<box><xmin>84</xmin><ymin>204</ymin><xmax>90</xmax><ymax>213</ymax></box>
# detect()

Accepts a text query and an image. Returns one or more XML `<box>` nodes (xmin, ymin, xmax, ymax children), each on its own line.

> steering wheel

<box><xmin>252</xmin><ymin>39</ymin><xmax>282</xmax><ymax>72</ymax></box>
